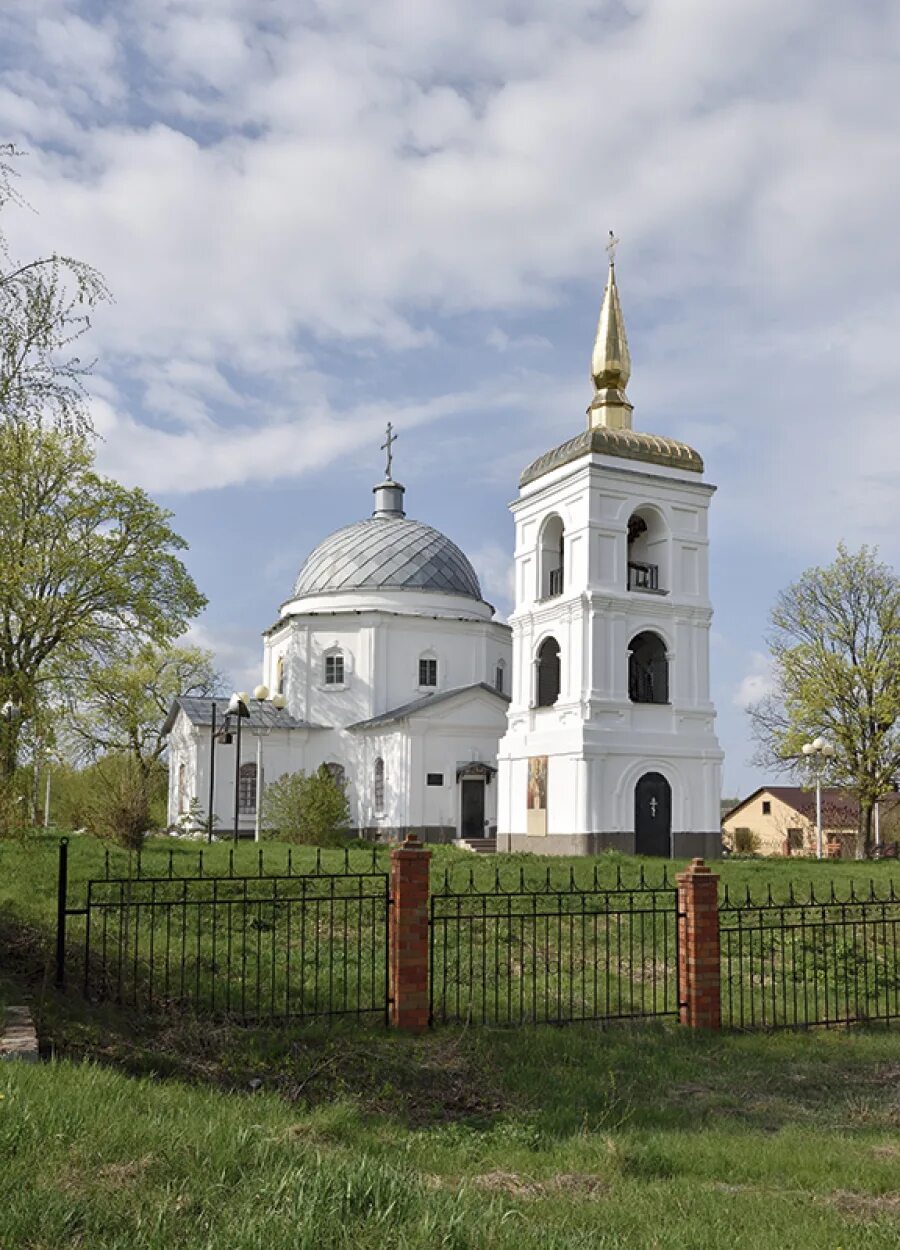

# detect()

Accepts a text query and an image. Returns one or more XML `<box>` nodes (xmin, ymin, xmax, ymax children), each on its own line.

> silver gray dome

<box><xmin>292</xmin><ymin>516</ymin><xmax>483</xmax><ymax>600</ymax></box>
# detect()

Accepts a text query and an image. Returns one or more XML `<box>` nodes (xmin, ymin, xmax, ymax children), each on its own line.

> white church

<box><xmin>165</xmin><ymin>250</ymin><xmax>723</xmax><ymax>856</ymax></box>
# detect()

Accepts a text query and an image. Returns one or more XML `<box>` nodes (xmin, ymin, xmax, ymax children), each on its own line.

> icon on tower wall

<box><xmin>527</xmin><ymin>756</ymin><xmax>548</xmax><ymax>836</ymax></box>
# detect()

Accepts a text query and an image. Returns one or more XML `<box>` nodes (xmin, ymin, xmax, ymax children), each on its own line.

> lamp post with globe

<box><xmin>228</xmin><ymin>692</ymin><xmax>252</xmax><ymax>843</ymax></box>
<box><xmin>801</xmin><ymin>737</ymin><xmax>835</xmax><ymax>860</ymax></box>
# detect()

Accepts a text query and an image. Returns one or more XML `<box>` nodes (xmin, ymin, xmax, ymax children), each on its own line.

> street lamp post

<box><xmin>229</xmin><ymin>692</ymin><xmax>251</xmax><ymax>843</ymax></box>
<box><xmin>248</xmin><ymin>684</ymin><xmax>285</xmax><ymax>842</ymax></box>
<box><xmin>801</xmin><ymin>737</ymin><xmax>835</xmax><ymax>860</ymax></box>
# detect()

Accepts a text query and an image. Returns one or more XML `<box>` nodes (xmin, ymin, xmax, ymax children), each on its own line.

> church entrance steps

<box><xmin>456</xmin><ymin>836</ymin><xmax>498</xmax><ymax>854</ymax></box>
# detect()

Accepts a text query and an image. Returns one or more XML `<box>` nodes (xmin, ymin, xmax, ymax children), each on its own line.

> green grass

<box><xmin>2</xmin><ymin>832</ymin><xmax>900</xmax><ymax>1027</ymax></box>
<box><xmin>3</xmin><ymin>832</ymin><xmax>900</xmax><ymax>1245</ymax></box>
<box><xmin>3</xmin><ymin>1024</ymin><xmax>900</xmax><ymax>1248</ymax></box>
<box><xmin>4</xmin><ymin>830</ymin><xmax>900</xmax><ymax>929</ymax></box>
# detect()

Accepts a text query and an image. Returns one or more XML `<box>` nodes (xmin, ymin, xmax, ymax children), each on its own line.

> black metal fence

<box><xmin>720</xmin><ymin>880</ymin><xmax>900</xmax><ymax>1030</ymax></box>
<box><xmin>56</xmin><ymin>840</ymin><xmax>391</xmax><ymax>1024</ymax></box>
<box><xmin>429</xmin><ymin>863</ymin><xmax>680</xmax><ymax>1026</ymax></box>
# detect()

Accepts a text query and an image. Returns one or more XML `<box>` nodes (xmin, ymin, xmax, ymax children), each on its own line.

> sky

<box><xmin>1</xmin><ymin>0</ymin><xmax>899</xmax><ymax>798</ymax></box>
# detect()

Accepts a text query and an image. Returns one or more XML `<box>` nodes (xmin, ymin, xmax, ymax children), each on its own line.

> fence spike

<box><xmin>787</xmin><ymin>881</ymin><xmax>795</xmax><ymax>905</ymax></box>
<box><xmin>258</xmin><ymin>848</ymin><xmax>264</xmax><ymax>878</ymax></box>
<box><xmin>228</xmin><ymin>848</ymin><xmax>234</xmax><ymax>878</ymax></box>
<box><xmin>315</xmin><ymin>847</ymin><xmax>322</xmax><ymax>875</ymax></box>
<box><xmin>287</xmin><ymin>848</ymin><xmax>293</xmax><ymax>875</ymax></box>
<box><xmin>848</xmin><ymin>879</ymin><xmax>856</xmax><ymax>903</ymax></box>
<box><xmin>638</xmin><ymin>864</ymin><xmax>646</xmax><ymax>890</ymax></box>
<box><xmin>722</xmin><ymin>883</ymin><xmax>731</xmax><ymax>906</ymax></box>
<box><xmin>198</xmin><ymin>850</ymin><xmax>204</xmax><ymax>878</ymax></box>
<box><xmin>829</xmin><ymin>880</ymin><xmax>837</xmax><ymax>903</ymax></box>
<box><xmin>104</xmin><ymin>849</ymin><xmax>110</xmax><ymax>881</ymax></box>
<box><xmin>167</xmin><ymin>849</ymin><xmax>174</xmax><ymax>879</ymax></box>
<box><xmin>744</xmin><ymin>884</ymin><xmax>752</xmax><ymax>907</ymax></box>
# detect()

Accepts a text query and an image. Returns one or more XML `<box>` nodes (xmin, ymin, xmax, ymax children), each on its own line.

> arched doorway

<box><xmin>634</xmin><ymin>772</ymin><xmax>671</xmax><ymax>857</ymax></box>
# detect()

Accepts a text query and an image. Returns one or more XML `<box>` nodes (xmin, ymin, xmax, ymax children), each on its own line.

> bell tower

<box><xmin>496</xmin><ymin>241</ymin><xmax>723</xmax><ymax>857</ymax></box>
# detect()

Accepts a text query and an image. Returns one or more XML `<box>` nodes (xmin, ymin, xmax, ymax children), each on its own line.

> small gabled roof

<box><xmin>347</xmin><ymin>682</ymin><xmax>509</xmax><ymax>731</ymax></box>
<box><xmin>162</xmin><ymin>696</ymin><xmax>327</xmax><ymax>737</ymax></box>
<box><xmin>722</xmin><ymin>785</ymin><xmax>866</xmax><ymax>829</ymax></box>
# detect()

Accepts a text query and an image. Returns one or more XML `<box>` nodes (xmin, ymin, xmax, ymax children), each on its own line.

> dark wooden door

<box><xmin>461</xmin><ymin>779</ymin><xmax>485</xmax><ymax>838</ymax></box>
<box><xmin>634</xmin><ymin>772</ymin><xmax>671</xmax><ymax>857</ymax></box>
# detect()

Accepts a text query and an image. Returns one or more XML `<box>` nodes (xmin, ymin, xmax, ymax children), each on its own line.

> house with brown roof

<box><xmin>722</xmin><ymin>787</ymin><xmax>900</xmax><ymax>857</ymax></box>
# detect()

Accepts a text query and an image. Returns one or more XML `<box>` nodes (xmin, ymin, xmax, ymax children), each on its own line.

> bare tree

<box><xmin>0</xmin><ymin>145</ymin><xmax>110</xmax><ymax>433</ymax></box>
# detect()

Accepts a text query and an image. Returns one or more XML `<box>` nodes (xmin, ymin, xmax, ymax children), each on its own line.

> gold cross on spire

<box><xmin>381</xmin><ymin>421</ymin><xmax>397</xmax><ymax>478</ymax></box>
<box><xmin>606</xmin><ymin>229</ymin><xmax>620</xmax><ymax>266</ymax></box>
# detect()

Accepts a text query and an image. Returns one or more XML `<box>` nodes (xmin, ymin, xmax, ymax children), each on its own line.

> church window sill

<box><xmin>320</xmin><ymin>682</ymin><xmax>348</xmax><ymax>692</ymax></box>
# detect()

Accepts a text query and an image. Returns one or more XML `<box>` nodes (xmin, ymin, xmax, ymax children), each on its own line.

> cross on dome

<box><xmin>381</xmin><ymin>421</ymin><xmax>397</xmax><ymax>479</ymax></box>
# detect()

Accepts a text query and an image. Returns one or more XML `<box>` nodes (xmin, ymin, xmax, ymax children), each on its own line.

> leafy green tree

<box><xmin>0</xmin><ymin>422</ymin><xmax>206</xmax><ymax>783</ymax></box>
<box><xmin>749</xmin><ymin>545</ymin><xmax>900</xmax><ymax>858</ymax></box>
<box><xmin>262</xmin><ymin>767</ymin><xmax>350</xmax><ymax>846</ymax></box>
<box><xmin>1</xmin><ymin>145</ymin><xmax>110</xmax><ymax>434</ymax></box>
<box><xmin>66</xmin><ymin>644</ymin><xmax>221</xmax><ymax>778</ymax></box>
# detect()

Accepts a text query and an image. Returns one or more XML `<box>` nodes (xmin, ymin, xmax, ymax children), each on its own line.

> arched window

<box><xmin>324</xmin><ymin>649</ymin><xmax>345</xmax><ymax>685</ymax></box>
<box><xmin>628</xmin><ymin>632</ymin><xmax>669</xmax><ymax>704</ymax></box>
<box><xmin>275</xmin><ymin>656</ymin><xmax>285</xmax><ymax>696</ymax></box>
<box><xmin>239</xmin><ymin>761</ymin><xmax>257</xmax><ymax>813</ymax></box>
<box><xmin>178</xmin><ymin>762</ymin><xmax>188</xmax><ymax>814</ymax></box>
<box><xmin>539</xmin><ymin>514</ymin><xmax>565</xmax><ymax>599</ymax></box>
<box><xmin>324</xmin><ymin>761</ymin><xmax>346</xmax><ymax>790</ymax></box>
<box><xmin>627</xmin><ymin>508</ymin><xmax>668</xmax><ymax>592</ymax></box>
<box><xmin>494</xmin><ymin>659</ymin><xmax>506</xmax><ymax>694</ymax></box>
<box><xmin>418</xmin><ymin>654</ymin><xmax>438</xmax><ymax>687</ymax></box>
<box><xmin>374</xmin><ymin>757</ymin><xmax>385</xmax><ymax>810</ymax></box>
<box><xmin>535</xmin><ymin>637</ymin><xmax>561</xmax><ymax>707</ymax></box>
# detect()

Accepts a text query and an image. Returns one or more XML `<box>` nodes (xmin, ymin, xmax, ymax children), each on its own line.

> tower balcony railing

<box><xmin>627</xmin><ymin>561</ymin><xmax>660</xmax><ymax>592</ymax></box>
<box><xmin>548</xmin><ymin>567</ymin><xmax>564</xmax><ymax>597</ymax></box>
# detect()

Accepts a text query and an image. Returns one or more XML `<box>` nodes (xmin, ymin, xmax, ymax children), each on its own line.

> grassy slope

<box><xmin>4</xmin><ymin>830</ymin><xmax>900</xmax><ymax>930</ymax></box>
<box><xmin>3</xmin><ymin>1026</ymin><xmax>900</xmax><ymax>1249</ymax></box>
<box><xmin>3</xmin><ymin>832</ymin><xmax>900</xmax><ymax>1247</ymax></box>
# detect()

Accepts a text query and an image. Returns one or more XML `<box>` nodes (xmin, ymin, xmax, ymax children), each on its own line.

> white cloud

<box><xmin>183</xmin><ymin>620</ymin><xmax>261</xmax><ymax>694</ymax></box>
<box><xmin>0</xmin><ymin>0</ymin><xmax>898</xmax><ymax>568</ymax></box>
<box><xmin>733</xmin><ymin>652</ymin><xmax>776</xmax><ymax>710</ymax></box>
<box><xmin>469</xmin><ymin>543</ymin><xmax>515</xmax><ymax>620</ymax></box>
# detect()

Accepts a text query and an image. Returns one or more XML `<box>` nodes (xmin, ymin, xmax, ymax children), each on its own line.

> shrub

<box><xmin>262</xmin><ymin>766</ymin><xmax>350</xmax><ymax>846</ymax></box>
<box><xmin>83</xmin><ymin>755</ymin><xmax>155</xmax><ymax>850</ymax></box>
<box><xmin>732</xmin><ymin>826</ymin><xmax>760</xmax><ymax>854</ymax></box>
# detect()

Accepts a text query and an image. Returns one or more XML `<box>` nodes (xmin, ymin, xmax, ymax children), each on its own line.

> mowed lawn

<box><xmin>3</xmin><ymin>1026</ymin><xmax>900</xmax><ymax>1249</ymax></box>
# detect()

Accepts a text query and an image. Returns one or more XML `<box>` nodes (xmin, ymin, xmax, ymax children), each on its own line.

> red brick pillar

<box><xmin>677</xmin><ymin>858</ymin><xmax>721</xmax><ymax>1030</ymax></box>
<box><xmin>389</xmin><ymin>834</ymin><xmax>432</xmax><ymax>1032</ymax></box>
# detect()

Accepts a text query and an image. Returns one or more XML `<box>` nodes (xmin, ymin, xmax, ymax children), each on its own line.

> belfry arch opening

<box><xmin>535</xmin><ymin>636</ymin><xmax>561</xmax><ymax>707</ymax></box>
<box><xmin>539</xmin><ymin>514</ymin><xmax>565</xmax><ymax>599</ymax></box>
<box><xmin>628</xmin><ymin>631</ymin><xmax>669</xmax><ymax>704</ymax></box>
<box><xmin>627</xmin><ymin>507</ymin><xmax>668</xmax><ymax>592</ymax></box>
